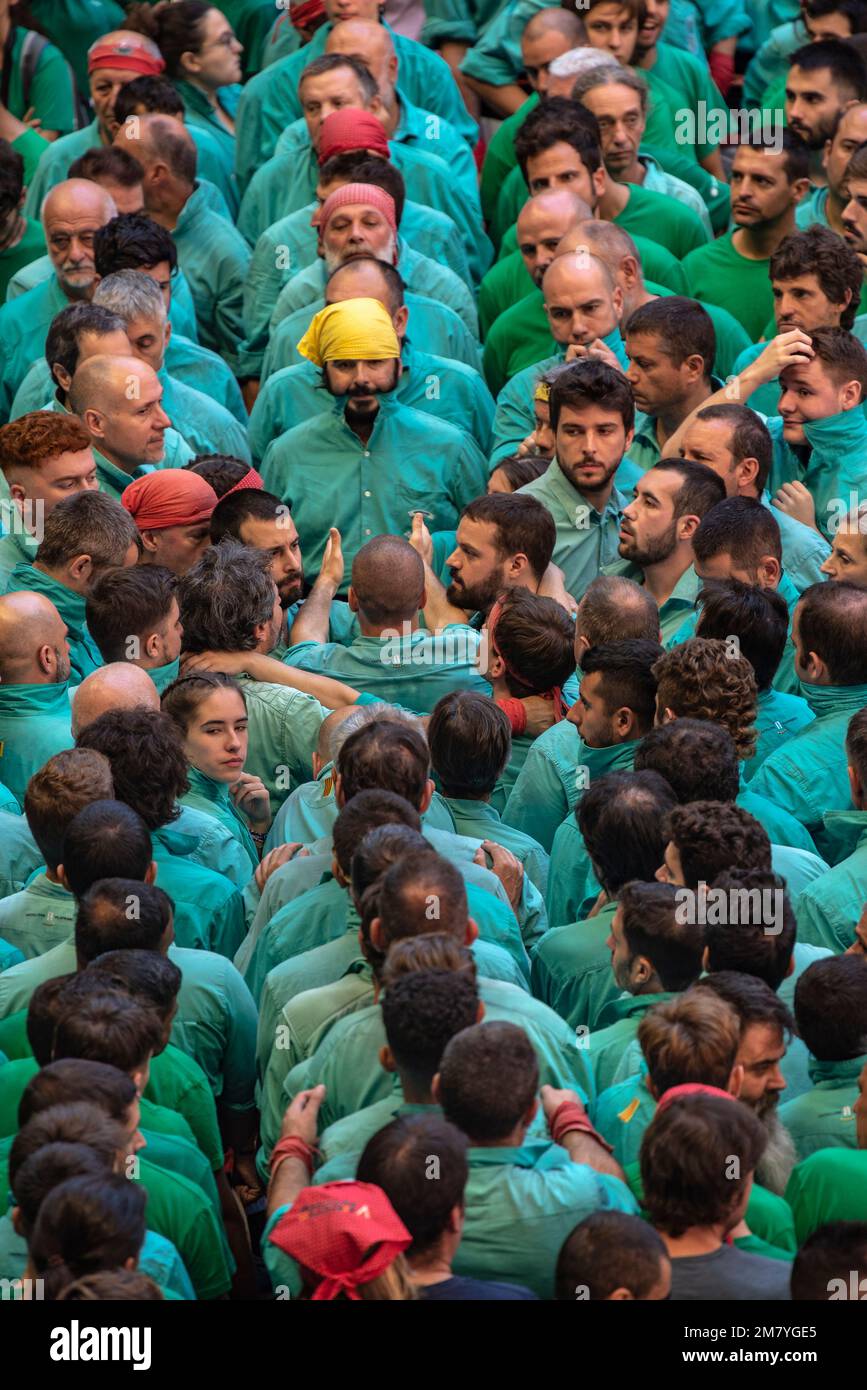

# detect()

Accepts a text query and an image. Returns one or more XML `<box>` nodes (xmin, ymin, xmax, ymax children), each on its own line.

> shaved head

<box><xmin>543</xmin><ymin>250</ymin><xmax>616</xmax><ymax>296</ymax></box>
<box><xmin>350</xmin><ymin>535</ymin><xmax>425</xmax><ymax>626</ymax></box>
<box><xmin>524</xmin><ymin>9</ymin><xmax>586</xmax><ymax>43</ymax></box>
<box><xmin>0</xmin><ymin>592</ymin><xmax>71</xmax><ymax>685</ymax></box>
<box><xmin>519</xmin><ymin>189</ymin><xmax>594</xmax><ymax>226</ymax></box>
<box><xmin>69</xmin><ymin>354</ymin><xmax>159</xmax><ymax>414</ymax></box>
<box><xmin>71</xmin><ymin>662</ymin><xmax>159</xmax><ymax>738</ymax></box>
<box><xmin>516</xmin><ymin>189</ymin><xmax>595</xmax><ymax>286</ymax></box>
<box><xmin>326</xmin><ymin>18</ymin><xmax>395</xmax><ymax>91</ymax></box>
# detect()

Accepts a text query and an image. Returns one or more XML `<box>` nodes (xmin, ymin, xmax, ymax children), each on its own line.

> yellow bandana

<box><xmin>533</xmin><ymin>379</ymin><xmax>551</xmax><ymax>403</ymax></box>
<box><xmin>296</xmin><ymin>298</ymin><xmax>400</xmax><ymax>367</ymax></box>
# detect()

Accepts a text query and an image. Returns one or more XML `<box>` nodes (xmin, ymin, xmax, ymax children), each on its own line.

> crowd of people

<box><xmin>0</xmin><ymin>0</ymin><xmax>865</xmax><ymax>1306</ymax></box>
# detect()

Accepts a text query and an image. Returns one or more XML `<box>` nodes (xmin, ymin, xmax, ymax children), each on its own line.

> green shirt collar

<box><xmin>803</xmin><ymin>405</ymin><xmax>867</xmax><ymax>454</ymax></box>
<box><xmin>8</xmin><ymin>563</ymin><xmax>87</xmax><ymax>632</ymax></box>
<box><xmin>595</xmin><ymin>989</ymin><xmax>677</xmax><ymax>1028</ymax></box>
<box><xmin>92</xmin><ymin>447</ymin><xmax>156</xmax><ymax>497</ymax></box>
<box><xmin>0</xmin><ymin>677</ymin><xmax>71</xmax><ymax>716</ymax></box>
<box><xmin>798</xmin><ymin>680</ymin><xmax>867</xmax><ymax>719</ymax></box>
<box><xmin>186</xmin><ymin>764</ymin><xmax>231</xmax><ymax>810</ymax></box>
<box><xmin>807</xmin><ymin>1052</ymin><xmax>867</xmax><ymax>1086</ymax></box>
<box><xmin>468</xmin><ymin>1139</ymin><xmax>567</xmax><ymax>1169</ymax></box>
<box><xmin>540</xmin><ymin>458</ymin><xmax>628</xmax><ymax>524</ymax></box>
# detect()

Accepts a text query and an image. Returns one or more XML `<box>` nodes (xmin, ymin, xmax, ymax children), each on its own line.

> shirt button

<box><xmin>363</xmin><ymin>489</ymin><xmax>371</xmax><ymax>498</ymax></box>
<box><xmin>363</xmin><ymin>450</ymin><xmax>370</xmax><ymax>458</ymax></box>
<box><xmin>365</xmin><ymin>528</ymin><xmax>371</xmax><ymax>535</ymax></box>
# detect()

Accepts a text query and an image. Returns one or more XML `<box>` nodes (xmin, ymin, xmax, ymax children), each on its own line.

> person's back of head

<box><xmin>60</xmin><ymin>801</ymin><xmax>153</xmax><ymax>897</ymax></box>
<box><xmin>18</xmin><ymin>1060</ymin><xmax>136</xmax><ymax>1128</ymax></box>
<box><xmin>12</xmin><ymin>1143</ymin><xmax>111</xmax><ymax>1242</ymax></box>
<box><xmin>578</xmin><ymin>769</ymin><xmax>676</xmax><ymax>897</ymax></box>
<box><xmin>331</xmin><ymin>789</ymin><xmax>422</xmax><ymax>880</ymax></box>
<box><xmin>634</xmin><ymin>718</ymin><xmax>741</xmax><ymax>803</ymax></box>
<box><xmin>364</xmin><ymin>851</ymin><xmax>471</xmax><ymax>979</ymax></box>
<box><xmin>579</xmin><ymin>639</ymin><xmax>663</xmax><ymax>740</ymax></box>
<box><xmin>637</xmin><ymin>989</ymin><xmax>742</xmax><ymax>1099</ymax></box>
<box><xmin>796</xmin><ymin>580</ymin><xmax>867</xmax><ymax>685</ymax></box>
<box><xmin>186</xmin><ymin>453</ymin><xmax>256</xmax><ymax>498</ymax></box>
<box><xmin>555</xmin><ymin>1212</ymin><xmax>670</xmax><ymax>1301</ymax></box>
<box><xmin>695</xmin><ymin>579</ymin><xmax>789</xmax><ymax>692</ymax></box>
<box><xmin>652</xmin><ymin>638</ymin><xmax>758</xmax><ymax>762</ymax></box>
<box><xmin>427</xmin><ymin>692</ymin><xmax>511</xmax><ymax>799</ymax></box>
<box><xmin>640</xmin><ymin>1093</ymin><xmax>767</xmax><ymax>1238</ymax></box>
<box><xmin>614</xmin><ymin>880</ymin><xmax>704</xmax><ymax>993</ymax></box>
<box><xmin>58</xmin><ymin>1269</ymin><xmax>163</xmax><ymax>1300</ymax></box>
<box><xmin>662</xmin><ymin>800</ymin><xmax>771</xmax><ymax>890</ymax></box>
<box><xmin>693</xmin><ymin>971</ymin><xmax>794</xmax><ymax>1060</ymax></box>
<box><xmin>0</xmin><ymin>138</ymin><xmax>24</xmax><ymax>220</ymax></box>
<box><xmin>29</xmin><ymin>1173</ymin><xmax>147</xmax><ymax>1300</ymax></box>
<box><xmin>75</xmin><ymin>878</ymin><xmax>173</xmax><ymax>966</ymax></box>
<box><xmin>356</xmin><ymin>1114</ymin><xmax>469</xmax><ymax>1263</ymax></box>
<box><xmin>86</xmin><ymin>564</ymin><xmax>178</xmax><ymax>664</ymax></box>
<box><xmin>692</xmin><ymin>496</ymin><xmax>783</xmax><ymax>585</ymax></box>
<box><xmin>794</xmin><ymin>954</ymin><xmax>867</xmax><ymax>1060</ymax></box>
<box><xmin>23</xmin><ymin>749</ymin><xmax>113</xmax><ymax>876</ymax></box>
<box><xmin>349</xmin><ymin>822</ymin><xmax>428</xmax><ymax>919</ymax></box>
<box><xmin>336</xmin><ymin>717</ymin><xmax>431</xmax><ymax>808</ymax></box>
<box><xmin>791</xmin><ymin>1222</ymin><xmax>867</xmax><ymax>1299</ymax></box>
<box><xmin>179</xmin><ymin>538</ymin><xmax>274</xmax><ymax>654</ymax></box>
<box><xmin>380</xmin><ymin>968</ymin><xmax>480</xmax><ymax>1096</ymax></box>
<box><xmin>576</xmin><ymin>576</ymin><xmax>660</xmax><ymax>654</ymax></box>
<box><xmin>10</xmin><ymin>1107</ymin><xmax>125</xmax><ymax>1233</ymax></box>
<box><xmin>436</xmin><ymin>1021</ymin><xmax>539</xmax><ymax>1145</ymax></box>
<box><xmin>50</xmin><ymin>980</ymin><xmax>162</xmax><ymax>1082</ymax></box>
<box><xmin>27</xmin><ymin>976</ymin><xmax>76</xmax><ymax>1066</ymax></box>
<box><xmin>702</xmin><ymin>869</ymin><xmax>797</xmax><ymax>989</ymax></box>
<box><xmin>87</xmin><ymin>949</ymin><xmax>181</xmax><ymax>1030</ymax></box>
<box><xmin>75</xmin><ymin>709</ymin><xmax>188</xmax><ymax>829</ymax></box>
<box><xmin>35</xmin><ymin>490</ymin><xmax>139</xmax><ymax>581</ymax></box>
<box><xmin>349</xmin><ymin>535</ymin><xmax>425</xmax><ymax>627</ymax></box>
<box><xmin>488</xmin><ymin>587</ymin><xmax>575</xmax><ymax>697</ymax></box>
<box><xmin>92</xmin><ymin>211</ymin><xmax>178</xmax><ymax>279</ymax></box>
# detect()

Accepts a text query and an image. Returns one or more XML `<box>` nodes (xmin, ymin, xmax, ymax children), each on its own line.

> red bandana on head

<box><xmin>268</xmin><ymin>1182</ymin><xmax>411</xmax><ymax>1300</ymax></box>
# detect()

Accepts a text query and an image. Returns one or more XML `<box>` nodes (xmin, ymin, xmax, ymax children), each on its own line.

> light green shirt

<box><xmin>778</xmin><ymin>1053</ymin><xmax>865</xmax><ymax>1160</ymax></box>
<box><xmin>181</xmin><ymin>766</ymin><xmax>259</xmax><ymax>876</ymax></box>
<box><xmin>0</xmin><ymin>810</ymin><xmax>40</xmax><ymax>899</ymax></box>
<box><xmin>260</xmin><ymin>395</ymin><xmax>489</xmax><ymax>591</ymax></box>
<box><xmin>282</xmin><ymin>627</ymin><xmax>488</xmax><ymax>713</ymax></box>
<box><xmin>0</xmin><ymin>678</ymin><xmax>73</xmax><ymax>803</ymax></box>
<box><xmin>170</xmin><ymin>183</ymin><xmax>251</xmax><ymax>375</ymax></box>
<box><xmin>233</xmin><ymin>676</ymin><xmax>324</xmax><ymax>809</ymax></box>
<box><xmin>518</xmin><ymin>459</ymin><xmax>634</xmax><ymax>601</ymax></box>
<box><xmin>531</xmin><ymin>902</ymin><xmax>621</xmax><ymax>1034</ymax></box>
<box><xmin>427</xmin><ymin>793</ymin><xmax>549</xmax><ymax>897</ymax></box>
<box><xmin>0</xmin><ymin>872</ymin><xmax>74</xmax><ymax>959</ymax></box>
<box><xmin>786</xmin><ymin>1148</ymin><xmax>867</xmax><ymax>1244</ymax></box>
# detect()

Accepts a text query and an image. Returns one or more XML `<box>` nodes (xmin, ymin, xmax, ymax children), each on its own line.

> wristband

<box><xmin>269</xmin><ymin>1135</ymin><xmax>318</xmax><ymax>1179</ymax></box>
<box><xmin>497</xmin><ymin>696</ymin><xmax>527</xmax><ymax>735</ymax></box>
<box><xmin>549</xmin><ymin>1100</ymin><xmax>614</xmax><ymax>1154</ymax></box>
<box><xmin>708</xmin><ymin>50</ymin><xmax>735</xmax><ymax>98</ymax></box>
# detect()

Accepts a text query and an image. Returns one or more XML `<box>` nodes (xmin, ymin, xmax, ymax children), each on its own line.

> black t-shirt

<box><xmin>419</xmin><ymin>1276</ymin><xmax>538</xmax><ymax>1301</ymax></box>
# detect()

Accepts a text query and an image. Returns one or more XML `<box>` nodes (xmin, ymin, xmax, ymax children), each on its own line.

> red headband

<box><xmin>268</xmin><ymin>1182</ymin><xmax>411</xmax><ymax>1301</ymax></box>
<box><xmin>656</xmin><ymin>1084</ymin><xmax>735</xmax><ymax>1114</ymax></box>
<box><xmin>88</xmin><ymin>42</ymin><xmax>166</xmax><ymax>76</ymax></box>
<box><xmin>220</xmin><ymin>466</ymin><xmax>265</xmax><ymax>500</ymax></box>
<box><xmin>317</xmin><ymin>182</ymin><xmax>397</xmax><ymax>239</ymax></box>
<box><xmin>291</xmin><ymin>0</ymin><xmax>325</xmax><ymax>30</ymax></box>
<box><xmin>318</xmin><ymin>109</ymin><xmax>390</xmax><ymax>165</ymax></box>
<box><xmin>486</xmin><ymin>596</ymin><xmax>566</xmax><ymax>722</ymax></box>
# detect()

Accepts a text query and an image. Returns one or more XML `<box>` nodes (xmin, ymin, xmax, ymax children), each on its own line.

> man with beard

<box><xmin>86</xmin><ymin>565</ymin><xmax>183</xmax><ymax>695</ymax></box>
<box><xmin>259</xmin><ymin>298</ymin><xmax>488</xmax><ymax>589</ymax></box>
<box><xmin>797</xmin><ymin>100</ymin><xmax>867</xmax><ymax>235</ymax></box>
<box><xmin>266</xmin><ymin>176</ymin><xmax>478</xmax><ymax>340</ymax></box>
<box><xmin>510</xmin><ymin>361</ymin><xmax>638</xmax><ymax>600</ymax></box>
<box><xmin>587</xmin><ymin>880</ymin><xmax>704</xmax><ymax>1095</ymax></box>
<box><xmin>0</xmin><ymin>180</ymin><xmax>118</xmax><ymax>417</ymax></box>
<box><xmin>491</xmin><ymin>253</ymin><xmax>631</xmax><ymax>463</ymax></box>
<box><xmin>683</xmin><ymin>134</ymin><xmax>811</xmax><ymax>339</ymax></box>
<box><xmin>0</xmin><ymin>592</ymin><xmax>74</xmax><ymax>804</ymax></box>
<box><xmin>606</xmin><ymin>457</ymin><xmax>725</xmax><ymax>642</ymax></box>
<box><xmin>786</xmin><ymin>40</ymin><xmax>867</xmax><ymax>186</ymax></box>
<box><xmin>624</xmin><ymin>297</ymin><xmax>718</xmax><ymax>470</ymax></box>
<box><xmin>695</xmin><ymin>976</ymin><xmax>798</xmax><ymax>1199</ymax></box>
<box><xmin>840</xmin><ymin>136</ymin><xmax>867</xmax><ymax>269</ymax></box>
<box><xmin>120</xmin><ymin>470</ymin><xmax>218</xmax><ymax>577</ymax></box>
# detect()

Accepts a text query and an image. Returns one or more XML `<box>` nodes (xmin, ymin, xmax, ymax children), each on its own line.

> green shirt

<box><xmin>152</xmin><ymin>829</ymin><xmax>247</xmax><ymax>961</ymax></box>
<box><xmin>260</xmin><ymin>395</ymin><xmax>489</xmax><ymax>591</ymax></box>
<box><xmin>0</xmin><ymin>873</ymin><xmax>74</xmax><ymax>960</ymax></box>
<box><xmin>786</xmin><ymin>1148</ymin><xmax>867</xmax><ymax>1244</ymax></box>
<box><xmin>282</xmin><ymin>628</ymin><xmax>489</xmax><ymax>713</ymax></box>
<box><xmin>263</xmin><ymin>760</ymin><xmax>338</xmax><ymax>851</ymax></box>
<box><xmin>172</xmin><ymin>78</ymin><xmax>240</xmax><ymax>217</ymax></box>
<box><xmin>589</xmin><ymin>992</ymin><xmax>678</xmax><ymax>1096</ymax></box>
<box><xmin>746</xmin><ymin>686</ymin><xmax>815</xmax><ymax>780</ymax></box>
<box><xmin>795</xmin><ymin>811</ymin><xmax>867</xmax><ymax>950</ymax></box>
<box><xmin>248</xmin><ymin>345</ymin><xmax>493</xmax><ymax>464</ymax></box>
<box><xmin>427</xmin><ymin>794</ymin><xmax>549</xmax><ymax>897</ymax></box>
<box><xmin>0</xmin><ymin>217</ymin><xmax>44</xmax><ymax>301</ymax></box>
<box><xmin>0</xmin><ymin>810</ymin><xmax>40</xmax><ymax>899</ymax></box>
<box><xmin>87</xmin><ymin>431</ymin><xmax>194</xmax><ymax>504</ymax></box>
<box><xmin>3</xmin><ymin>25</ymin><xmax>78</xmax><ymax>136</ymax></box>
<box><xmin>0</xmin><ymin>271</ymin><xmax>69</xmax><ymax>416</ymax></box>
<box><xmin>748</xmin><ymin>682</ymin><xmax>867</xmax><ymax>858</ymax></box>
<box><xmin>159</xmin><ymin>370</ymin><xmax>250</xmax><ymax>465</ymax></box>
<box><xmin>623</xmin><ymin>1158</ymin><xmax>797</xmax><ymax>1257</ymax></box>
<box><xmin>181</xmin><ymin>766</ymin><xmax>259</xmax><ymax>875</ymax></box>
<box><xmin>683</xmin><ymin>230</ymin><xmax>775</xmax><ymax>339</ymax></box>
<box><xmin>233</xmin><ymin>676</ymin><xmax>324</xmax><ymax>809</ymax></box>
<box><xmin>171</xmin><ymin>183</ymin><xmax>251</xmax><ymax>375</ymax></box>
<box><xmin>0</xmin><ymin>1210</ymin><xmax>194</xmax><ymax>1300</ymax></box>
<box><xmin>6</xmin><ymin>562</ymin><xmax>101</xmax><ymax>682</ymax></box>
<box><xmin>502</xmin><ymin>718</ymin><xmax>583</xmax><ymax>853</ymax></box>
<box><xmin>530</xmin><ymin>902</ymin><xmax>620</xmax><ymax>1032</ymax></box>
<box><xmin>545</xmin><ymin>744</ymin><xmax>639</xmax><ymax>929</ymax></box>
<box><xmin>0</xmin><ymin>679</ymin><xmax>72</xmax><ymax>803</ymax></box>
<box><xmin>516</xmin><ymin>463</ymin><xmax>633</xmax><ymax>602</ymax></box>
<box><xmin>766</xmin><ymin>407</ymin><xmax>867</xmax><ymax>543</ymax></box>
<box><xmin>778</xmin><ymin>1053</ymin><xmax>865</xmax><ymax>1160</ymax></box>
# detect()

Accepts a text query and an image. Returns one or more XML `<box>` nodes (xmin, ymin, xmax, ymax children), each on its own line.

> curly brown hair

<box><xmin>0</xmin><ymin>411</ymin><xmax>91</xmax><ymax>471</ymax></box>
<box><xmin>652</xmin><ymin>637</ymin><xmax>757</xmax><ymax>761</ymax></box>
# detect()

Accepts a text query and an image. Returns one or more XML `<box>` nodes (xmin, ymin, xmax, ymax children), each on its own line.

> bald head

<box><xmin>71</xmin><ymin>663</ymin><xmax>159</xmax><ymax>738</ymax></box>
<box><xmin>117</xmin><ymin>113</ymin><xmax>196</xmax><ymax>190</ymax></box>
<box><xmin>0</xmin><ymin>592</ymin><xmax>72</xmax><ymax>686</ymax></box>
<box><xmin>69</xmin><ymin>354</ymin><xmax>159</xmax><ymax>414</ymax></box>
<box><xmin>95</xmin><ymin>29</ymin><xmax>162</xmax><ymax>62</ymax></box>
<box><xmin>69</xmin><ymin>355</ymin><xmax>171</xmax><ymax>474</ymax></box>
<box><xmin>577</xmin><ymin>575</ymin><xmax>661</xmax><ymax>653</ymax></box>
<box><xmin>521</xmin><ymin>11</ymin><xmax>588</xmax><ymax>97</ymax></box>
<box><xmin>516</xmin><ymin>190</ymin><xmax>594</xmax><ymax>287</ymax></box>
<box><xmin>350</xmin><ymin>535</ymin><xmax>425</xmax><ymax>628</ymax></box>
<box><xmin>42</xmin><ymin>181</ymin><xmax>118</xmax><ymax>302</ymax></box>
<box><xmin>326</xmin><ymin>19</ymin><xmax>396</xmax><ymax>92</ymax></box>
<box><xmin>542</xmin><ymin>251</ymin><xmax>622</xmax><ymax>346</ymax></box>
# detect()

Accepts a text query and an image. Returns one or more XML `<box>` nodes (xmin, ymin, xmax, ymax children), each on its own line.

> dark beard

<box><xmin>445</xmin><ymin>572</ymin><xmax>503</xmax><ymax>616</ymax></box>
<box><xmin>619</xmin><ymin>518</ymin><xmax>679</xmax><ymax>568</ymax></box>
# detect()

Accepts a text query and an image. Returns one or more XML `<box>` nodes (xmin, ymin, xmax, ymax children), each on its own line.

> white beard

<box><xmin>755</xmin><ymin>1107</ymin><xmax>798</xmax><ymax>1196</ymax></box>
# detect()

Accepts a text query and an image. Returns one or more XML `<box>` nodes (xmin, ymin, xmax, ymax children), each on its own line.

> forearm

<box><xmin>462</xmin><ymin>75</ymin><xmax>526</xmax><ymax>117</ymax></box>
<box><xmin>665</xmin><ymin>362</ymin><xmax>766</xmax><ymax>458</ymax></box>
<box><xmin>243</xmin><ymin>652</ymin><xmax>360</xmax><ymax>707</ymax></box>
<box><xmin>560</xmin><ymin>1130</ymin><xmax>627</xmax><ymax>1179</ymax></box>
<box><xmin>267</xmin><ymin>1155</ymin><xmax>310</xmax><ymax>1219</ymax></box>
<box><xmin>289</xmin><ymin>581</ymin><xmax>339</xmax><ymax>645</ymax></box>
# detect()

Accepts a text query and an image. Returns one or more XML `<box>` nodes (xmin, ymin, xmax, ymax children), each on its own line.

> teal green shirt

<box><xmin>786</xmin><ymin>1148</ymin><xmax>867</xmax><ymax>1244</ymax></box>
<box><xmin>170</xmin><ymin>184</ymin><xmax>251</xmax><ymax>375</ymax></box>
<box><xmin>589</xmin><ymin>991</ymin><xmax>678</xmax><ymax>1096</ymax></box>
<box><xmin>530</xmin><ymin>902</ymin><xmax>620</xmax><ymax>1034</ymax></box>
<box><xmin>0</xmin><ymin>527</ymin><xmax>39</xmax><ymax>595</ymax></box>
<box><xmin>151</xmin><ymin>829</ymin><xmax>246</xmax><ymax>961</ymax></box>
<box><xmin>263</xmin><ymin>760</ymin><xmax>338</xmax><ymax>852</ymax></box>
<box><xmin>260</xmin><ymin>395</ymin><xmax>489</xmax><ymax>591</ymax></box>
<box><xmin>150</xmin><ymin>657</ymin><xmax>181</xmax><ymax>695</ymax></box>
<box><xmin>248</xmin><ymin>345</ymin><xmax>493</xmax><ymax>463</ymax></box>
<box><xmin>0</xmin><ymin>810</ymin><xmax>40</xmax><ymax>899</ymax></box>
<box><xmin>233</xmin><ymin>677</ymin><xmax>324</xmax><ymax>809</ymax></box>
<box><xmin>748</xmin><ymin>682</ymin><xmax>867</xmax><ymax>857</ymax></box>
<box><xmin>282</xmin><ymin>628</ymin><xmax>489</xmax><ymax>713</ymax></box>
<box><xmin>0</xmin><ymin>679</ymin><xmax>72</xmax><ymax>802</ymax></box>
<box><xmin>746</xmin><ymin>686</ymin><xmax>815</xmax><ymax>780</ymax></box>
<box><xmin>0</xmin><ymin>873</ymin><xmax>74</xmax><ymax>960</ymax></box>
<box><xmin>502</xmin><ymin>718</ymin><xmax>583</xmax><ymax>853</ymax></box>
<box><xmin>766</xmin><ymin>408</ymin><xmax>867</xmax><ymax>543</ymax></box>
<box><xmin>181</xmin><ymin>766</ymin><xmax>259</xmax><ymax>874</ymax></box>
<box><xmin>795</xmin><ymin>811</ymin><xmax>867</xmax><ymax>950</ymax></box>
<box><xmin>0</xmin><ymin>1209</ymin><xmax>195</xmax><ymax>1300</ymax></box>
<box><xmin>426</xmin><ymin>793</ymin><xmax>549</xmax><ymax>897</ymax></box>
<box><xmin>171</xmin><ymin>78</ymin><xmax>240</xmax><ymax>217</ymax></box>
<box><xmin>778</xmin><ymin>1053</ymin><xmax>865</xmax><ymax>1160</ymax></box>
<box><xmin>544</xmin><ymin>743</ymin><xmax>639</xmax><ymax>928</ymax></box>
<box><xmin>159</xmin><ymin>369</ymin><xmax>250</xmax><ymax>465</ymax></box>
<box><xmin>86</xmin><ymin>431</ymin><xmax>194</xmax><ymax>503</ymax></box>
<box><xmin>0</xmin><ymin>271</ymin><xmax>69</xmax><ymax>415</ymax></box>
<box><xmin>517</xmin><ymin>460</ymin><xmax>635</xmax><ymax>601</ymax></box>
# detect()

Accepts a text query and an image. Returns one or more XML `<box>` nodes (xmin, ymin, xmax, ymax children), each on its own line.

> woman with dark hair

<box><xmin>26</xmin><ymin>1172</ymin><xmax>147</xmax><ymax>1299</ymax></box>
<box><xmin>163</xmin><ymin>669</ymin><xmax>272</xmax><ymax>866</ymax></box>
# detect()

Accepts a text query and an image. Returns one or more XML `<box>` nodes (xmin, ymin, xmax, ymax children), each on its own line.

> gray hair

<box><xmin>549</xmin><ymin>47</ymin><xmax>619</xmax><ymax>78</ymax></box>
<box><xmin>570</xmin><ymin>61</ymin><xmax>649</xmax><ymax>111</ymax></box>
<box><xmin>92</xmin><ymin>270</ymin><xmax>166</xmax><ymax>326</ymax></box>
<box><xmin>328</xmin><ymin>702</ymin><xmax>424</xmax><ymax>760</ymax></box>
<box><xmin>36</xmin><ymin>491</ymin><xmax>140</xmax><ymax>571</ymax></box>
<box><xmin>179</xmin><ymin>539</ymin><xmax>274</xmax><ymax>653</ymax></box>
